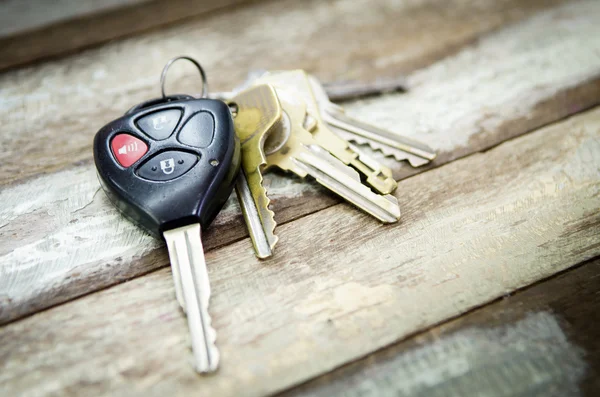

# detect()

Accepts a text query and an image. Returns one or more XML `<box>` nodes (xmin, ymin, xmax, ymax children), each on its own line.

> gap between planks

<box><xmin>1</xmin><ymin>105</ymin><xmax>598</xmax><ymax>397</ymax></box>
<box><xmin>1</xmin><ymin>0</ymin><xmax>600</xmax><ymax>325</ymax></box>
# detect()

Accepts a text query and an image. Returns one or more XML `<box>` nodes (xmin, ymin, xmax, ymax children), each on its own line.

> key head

<box><xmin>94</xmin><ymin>95</ymin><xmax>241</xmax><ymax>238</ymax></box>
<box><xmin>255</xmin><ymin>71</ymin><xmax>398</xmax><ymax>195</ymax></box>
<box><xmin>228</xmin><ymin>84</ymin><xmax>283</xmax><ymax>258</ymax></box>
<box><xmin>230</xmin><ymin>84</ymin><xmax>282</xmax><ymax>174</ymax></box>
<box><xmin>262</xmin><ymin>87</ymin><xmax>316</xmax><ymax>176</ymax></box>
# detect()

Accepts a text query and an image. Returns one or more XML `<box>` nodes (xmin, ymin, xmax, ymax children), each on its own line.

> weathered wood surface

<box><xmin>2</xmin><ymin>0</ymin><xmax>600</xmax><ymax>325</ymax></box>
<box><xmin>0</xmin><ymin>0</ymin><xmax>251</xmax><ymax>71</ymax></box>
<box><xmin>0</xmin><ymin>0</ymin><xmax>576</xmax><ymax>186</ymax></box>
<box><xmin>281</xmin><ymin>258</ymin><xmax>600</xmax><ymax>397</ymax></box>
<box><xmin>1</xmin><ymin>106</ymin><xmax>599</xmax><ymax>397</ymax></box>
<box><xmin>0</xmin><ymin>0</ymin><xmax>146</xmax><ymax>37</ymax></box>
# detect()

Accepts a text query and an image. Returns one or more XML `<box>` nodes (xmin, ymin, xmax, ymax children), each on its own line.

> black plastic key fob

<box><xmin>93</xmin><ymin>95</ymin><xmax>241</xmax><ymax>238</ymax></box>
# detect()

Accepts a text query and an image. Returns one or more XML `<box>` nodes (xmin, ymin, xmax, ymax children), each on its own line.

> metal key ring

<box><xmin>160</xmin><ymin>56</ymin><xmax>208</xmax><ymax>98</ymax></box>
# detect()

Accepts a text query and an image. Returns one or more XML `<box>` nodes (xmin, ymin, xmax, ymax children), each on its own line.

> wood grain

<box><xmin>1</xmin><ymin>106</ymin><xmax>599</xmax><ymax>397</ymax></box>
<box><xmin>279</xmin><ymin>258</ymin><xmax>600</xmax><ymax>397</ymax></box>
<box><xmin>0</xmin><ymin>0</ymin><xmax>252</xmax><ymax>71</ymax></box>
<box><xmin>2</xmin><ymin>0</ymin><xmax>600</xmax><ymax>325</ymax></box>
<box><xmin>0</xmin><ymin>0</ymin><xmax>574</xmax><ymax>185</ymax></box>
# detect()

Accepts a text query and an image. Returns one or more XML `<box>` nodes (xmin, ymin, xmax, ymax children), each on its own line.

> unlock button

<box><xmin>137</xmin><ymin>151</ymin><xmax>198</xmax><ymax>181</ymax></box>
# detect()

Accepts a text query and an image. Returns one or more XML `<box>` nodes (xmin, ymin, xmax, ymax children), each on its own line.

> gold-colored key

<box><xmin>253</xmin><ymin>70</ymin><xmax>398</xmax><ymax>196</ymax></box>
<box><xmin>229</xmin><ymin>84</ymin><xmax>282</xmax><ymax>258</ymax></box>
<box><xmin>307</xmin><ymin>75</ymin><xmax>437</xmax><ymax>167</ymax></box>
<box><xmin>263</xmin><ymin>87</ymin><xmax>401</xmax><ymax>223</ymax></box>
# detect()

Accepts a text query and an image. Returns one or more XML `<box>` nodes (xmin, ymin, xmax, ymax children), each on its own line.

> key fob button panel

<box><xmin>178</xmin><ymin>111</ymin><xmax>215</xmax><ymax>148</ymax></box>
<box><xmin>111</xmin><ymin>134</ymin><xmax>148</xmax><ymax>167</ymax></box>
<box><xmin>136</xmin><ymin>108</ymin><xmax>182</xmax><ymax>140</ymax></box>
<box><xmin>94</xmin><ymin>97</ymin><xmax>241</xmax><ymax>237</ymax></box>
<box><xmin>137</xmin><ymin>151</ymin><xmax>198</xmax><ymax>181</ymax></box>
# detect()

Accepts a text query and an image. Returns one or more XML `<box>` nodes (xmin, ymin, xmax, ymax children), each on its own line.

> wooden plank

<box><xmin>0</xmin><ymin>0</ymin><xmax>574</xmax><ymax>186</ymax></box>
<box><xmin>2</xmin><ymin>0</ymin><xmax>600</xmax><ymax>325</ymax></box>
<box><xmin>1</xmin><ymin>107</ymin><xmax>599</xmax><ymax>397</ymax></box>
<box><xmin>279</xmin><ymin>258</ymin><xmax>600</xmax><ymax>397</ymax></box>
<box><xmin>0</xmin><ymin>0</ymin><xmax>252</xmax><ymax>71</ymax></box>
<box><xmin>0</xmin><ymin>0</ymin><xmax>146</xmax><ymax>37</ymax></box>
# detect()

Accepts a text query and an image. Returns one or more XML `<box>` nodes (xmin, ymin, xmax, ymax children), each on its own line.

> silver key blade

<box><xmin>324</xmin><ymin>106</ymin><xmax>437</xmax><ymax>161</ymax></box>
<box><xmin>294</xmin><ymin>144</ymin><xmax>401</xmax><ymax>223</ymax></box>
<box><xmin>163</xmin><ymin>224</ymin><xmax>219</xmax><ymax>373</ymax></box>
<box><xmin>332</xmin><ymin>125</ymin><xmax>432</xmax><ymax>167</ymax></box>
<box><xmin>308</xmin><ymin>75</ymin><xmax>437</xmax><ymax>166</ymax></box>
<box><xmin>235</xmin><ymin>171</ymin><xmax>277</xmax><ymax>259</ymax></box>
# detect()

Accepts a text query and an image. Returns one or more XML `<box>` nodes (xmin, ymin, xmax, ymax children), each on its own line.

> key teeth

<box><xmin>255</xmin><ymin>171</ymin><xmax>279</xmax><ymax>257</ymax></box>
<box><xmin>202</xmin><ymin>326</ymin><xmax>220</xmax><ymax>373</ymax></box>
<box><xmin>350</xmin><ymin>136</ymin><xmax>403</xmax><ymax>160</ymax></box>
<box><xmin>237</xmin><ymin>168</ymin><xmax>279</xmax><ymax>259</ymax></box>
<box><xmin>197</xmin><ymin>290</ymin><xmax>220</xmax><ymax>373</ymax></box>
<box><xmin>163</xmin><ymin>225</ymin><xmax>221</xmax><ymax>374</ymax></box>
<box><xmin>192</xmin><ymin>326</ymin><xmax>219</xmax><ymax>374</ymax></box>
<box><xmin>329</xmin><ymin>124</ymin><xmax>436</xmax><ymax>167</ymax></box>
<box><xmin>350</xmin><ymin>136</ymin><xmax>433</xmax><ymax>167</ymax></box>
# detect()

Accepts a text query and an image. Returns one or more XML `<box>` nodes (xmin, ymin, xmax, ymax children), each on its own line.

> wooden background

<box><xmin>1</xmin><ymin>0</ymin><xmax>599</xmax><ymax>396</ymax></box>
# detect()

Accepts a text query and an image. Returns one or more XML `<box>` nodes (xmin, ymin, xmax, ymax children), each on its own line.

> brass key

<box><xmin>229</xmin><ymin>85</ymin><xmax>282</xmax><ymax>258</ymax></box>
<box><xmin>253</xmin><ymin>70</ymin><xmax>398</xmax><ymax>196</ymax></box>
<box><xmin>264</xmin><ymin>87</ymin><xmax>401</xmax><ymax>223</ymax></box>
<box><xmin>307</xmin><ymin>74</ymin><xmax>437</xmax><ymax>167</ymax></box>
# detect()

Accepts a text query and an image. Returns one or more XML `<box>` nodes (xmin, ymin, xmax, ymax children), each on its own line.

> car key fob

<box><xmin>93</xmin><ymin>93</ymin><xmax>241</xmax><ymax>237</ymax></box>
<box><xmin>93</xmin><ymin>57</ymin><xmax>242</xmax><ymax>373</ymax></box>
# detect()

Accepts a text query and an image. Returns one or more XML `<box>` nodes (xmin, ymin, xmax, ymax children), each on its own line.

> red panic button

<box><xmin>111</xmin><ymin>134</ymin><xmax>148</xmax><ymax>167</ymax></box>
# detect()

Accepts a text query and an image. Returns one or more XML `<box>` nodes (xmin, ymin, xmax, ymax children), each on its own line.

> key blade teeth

<box><xmin>332</xmin><ymin>125</ymin><xmax>434</xmax><ymax>168</ymax></box>
<box><xmin>229</xmin><ymin>84</ymin><xmax>284</xmax><ymax>259</ymax></box>
<box><xmin>365</xmin><ymin>139</ymin><xmax>433</xmax><ymax>167</ymax></box>
<box><xmin>325</xmin><ymin>110</ymin><xmax>437</xmax><ymax>164</ymax></box>
<box><xmin>308</xmin><ymin>72</ymin><xmax>437</xmax><ymax>167</ymax></box>
<box><xmin>194</xmin><ymin>319</ymin><xmax>220</xmax><ymax>373</ymax></box>
<box><xmin>193</xmin><ymin>259</ymin><xmax>219</xmax><ymax>373</ymax></box>
<box><xmin>236</xmin><ymin>170</ymin><xmax>278</xmax><ymax>259</ymax></box>
<box><xmin>316</xmin><ymin>95</ymin><xmax>437</xmax><ymax>165</ymax></box>
<box><xmin>163</xmin><ymin>224</ymin><xmax>220</xmax><ymax>374</ymax></box>
<box><xmin>195</xmin><ymin>329</ymin><xmax>220</xmax><ymax>373</ymax></box>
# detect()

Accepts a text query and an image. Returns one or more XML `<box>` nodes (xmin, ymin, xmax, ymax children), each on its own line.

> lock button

<box><xmin>137</xmin><ymin>150</ymin><xmax>198</xmax><ymax>181</ymax></box>
<box><xmin>136</xmin><ymin>109</ymin><xmax>182</xmax><ymax>140</ymax></box>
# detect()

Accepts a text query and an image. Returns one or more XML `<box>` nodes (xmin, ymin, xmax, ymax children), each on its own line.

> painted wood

<box><xmin>0</xmin><ymin>0</ymin><xmax>251</xmax><ymax>71</ymax></box>
<box><xmin>281</xmin><ymin>259</ymin><xmax>600</xmax><ymax>397</ymax></box>
<box><xmin>2</xmin><ymin>0</ymin><xmax>600</xmax><ymax>325</ymax></box>
<box><xmin>0</xmin><ymin>0</ymin><xmax>573</xmax><ymax>185</ymax></box>
<box><xmin>1</xmin><ymin>107</ymin><xmax>599</xmax><ymax>397</ymax></box>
